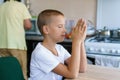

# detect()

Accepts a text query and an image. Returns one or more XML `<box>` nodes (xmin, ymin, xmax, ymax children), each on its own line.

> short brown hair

<box><xmin>37</xmin><ymin>9</ymin><xmax>64</xmax><ymax>35</ymax></box>
<box><xmin>4</xmin><ymin>0</ymin><xmax>21</xmax><ymax>2</ymax></box>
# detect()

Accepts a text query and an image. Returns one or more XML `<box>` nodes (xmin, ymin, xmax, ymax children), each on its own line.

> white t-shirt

<box><xmin>30</xmin><ymin>43</ymin><xmax>71</xmax><ymax>80</ymax></box>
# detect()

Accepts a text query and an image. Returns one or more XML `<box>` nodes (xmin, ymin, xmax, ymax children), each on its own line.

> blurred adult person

<box><xmin>0</xmin><ymin>0</ymin><xmax>32</xmax><ymax>79</ymax></box>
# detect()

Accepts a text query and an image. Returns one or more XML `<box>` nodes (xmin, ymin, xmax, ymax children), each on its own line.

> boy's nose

<box><xmin>63</xmin><ymin>27</ymin><xmax>67</xmax><ymax>32</ymax></box>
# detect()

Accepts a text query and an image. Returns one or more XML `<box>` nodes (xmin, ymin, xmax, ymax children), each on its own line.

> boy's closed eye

<box><xmin>57</xmin><ymin>24</ymin><xmax>65</xmax><ymax>28</ymax></box>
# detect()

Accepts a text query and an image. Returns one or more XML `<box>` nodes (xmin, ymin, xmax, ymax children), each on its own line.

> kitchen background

<box><xmin>26</xmin><ymin>0</ymin><xmax>120</xmax><ymax>68</ymax></box>
<box><xmin>28</xmin><ymin>0</ymin><xmax>120</xmax><ymax>68</ymax></box>
<box><xmin>1</xmin><ymin>0</ymin><xmax>120</xmax><ymax>76</ymax></box>
<box><xmin>0</xmin><ymin>0</ymin><xmax>120</xmax><ymax>29</ymax></box>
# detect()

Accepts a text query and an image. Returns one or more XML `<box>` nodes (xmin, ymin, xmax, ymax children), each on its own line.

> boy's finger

<box><xmin>81</xmin><ymin>20</ymin><xmax>86</xmax><ymax>30</ymax></box>
<box><xmin>81</xmin><ymin>20</ymin><xmax>85</xmax><ymax>28</ymax></box>
<box><xmin>76</xmin><ymin>19</ymin><xmax>82</xmax><ymax>27</ymax></box>
<box><xmin>82</xmin><ymin>25</ymin><xmax>87</xmax><ymax>33</ymax></box>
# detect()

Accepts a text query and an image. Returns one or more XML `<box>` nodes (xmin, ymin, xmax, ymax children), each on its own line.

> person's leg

<box><xmin>8</xmin><ymin>49</ymin><xmax>27</xmax><ymax>80</ymax></box>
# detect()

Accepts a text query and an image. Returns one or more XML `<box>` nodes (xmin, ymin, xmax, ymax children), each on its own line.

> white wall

<box><xmin>29</xmin><ymin>0</ymin><xmax>97</xmax><ymax>25</ymax></box>
<box><xmin>97</xmin><ymin>0</ymin><xmax>120</xmax><ymax>29</ymax></box>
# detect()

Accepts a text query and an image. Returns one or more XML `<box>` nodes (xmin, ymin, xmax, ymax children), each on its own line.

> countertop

<box><xmin>65</xmin><ymin>64</ymin><xmax>120</xmax><ymax>80</ymax></box>
<box><xmin>25</xmin><ymin>34</ymin><xmax>72</xmax><ymax>42</ymax></box>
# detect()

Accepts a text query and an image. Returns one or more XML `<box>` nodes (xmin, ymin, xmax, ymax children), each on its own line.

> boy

<box><xmin>30</xmin><ymin>9</ymin><xmax>87</xmax><ymax>80</ymax></box>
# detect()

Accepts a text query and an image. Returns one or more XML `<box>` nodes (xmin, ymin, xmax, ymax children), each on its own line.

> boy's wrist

<box><xmin>72</xmin><ymin>39</ymin><xmax>82</xmax><ymax>45</ymax></box>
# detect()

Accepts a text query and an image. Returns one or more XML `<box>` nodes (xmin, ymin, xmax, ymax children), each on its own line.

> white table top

<box><xmin>65</xmin><ymin>64</ymin><xmax>120</xmax><ymax>80</ymax></box>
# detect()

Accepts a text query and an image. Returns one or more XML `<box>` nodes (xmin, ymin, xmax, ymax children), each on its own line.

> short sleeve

<box><xmin>58</xmin><ymin>45</ymin><xmax>71</xmax><ymax>61</ymax></box>
<box><xmin>63</xmin><ymin>48</ymin><xmax>71</xmax><ymax>60</ymax></box>
<box><xmin>21</xmin><ymin>3</ymin><xmax>31</xmax><ymax>19</ymax></box>
<box><xmin>32</xmin><ymin>48</ymin><xmax>60</xmax><ymax>74</ymax></box>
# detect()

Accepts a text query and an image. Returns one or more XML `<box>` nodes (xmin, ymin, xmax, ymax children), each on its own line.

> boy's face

<box><xmin>46</xmin><ymin>15</ymin><xmax>66</xmax><ymax>43</ymax></box>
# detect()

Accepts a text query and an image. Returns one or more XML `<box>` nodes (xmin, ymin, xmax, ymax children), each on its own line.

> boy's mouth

<box><xmin>61</xmin><ymin>35</ymin><xmax>65</xmax><ymax>38</ymax></box>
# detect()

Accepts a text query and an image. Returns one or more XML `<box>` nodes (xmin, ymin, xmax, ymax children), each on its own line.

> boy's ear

<box><xmin>43</xmin><ymin>25</ymin><xmax>49</xmax><ymax>34</ymax></box>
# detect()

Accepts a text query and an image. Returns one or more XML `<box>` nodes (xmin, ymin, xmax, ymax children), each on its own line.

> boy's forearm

<box><xmin>79</xmin><ymin>42</ymin><xmax>87</xmax><ymax>72</ymax></box>
<box><xmin>68</xmin><ymin>40</ymin><xmax>81</xmax><ymax>76</ymax></box>
<box><xmin>67</xmin><ymin>18</ymin><xmax>87</xmax><ymax>77</ymax></box>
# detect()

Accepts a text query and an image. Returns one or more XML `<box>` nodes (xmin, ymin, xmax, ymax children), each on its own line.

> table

<box><xmin>65</xmin><ymin>65</ymin><xmax>120</xmax><ymax>80</ymax></box>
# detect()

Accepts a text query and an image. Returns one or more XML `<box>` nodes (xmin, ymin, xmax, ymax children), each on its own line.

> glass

<box><xmin>65</xmin><ymin>20</ymin><xmax>75</xmax><ymax>34</ymax></box>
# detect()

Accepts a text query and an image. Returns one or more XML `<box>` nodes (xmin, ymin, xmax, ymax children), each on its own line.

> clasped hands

<box><xmin>71</xmin><ymin>18</ymin><xmax>87</xmax><ymax>42</ymax></box>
